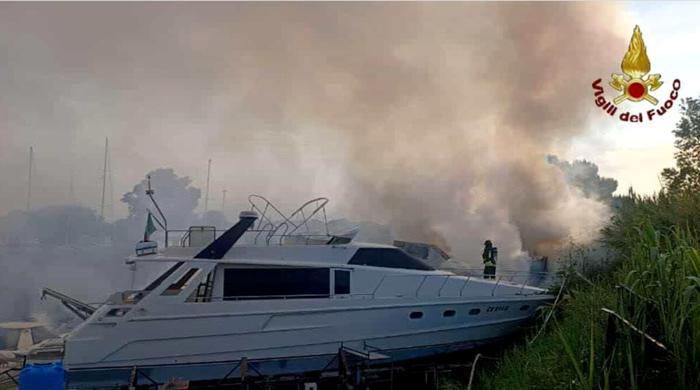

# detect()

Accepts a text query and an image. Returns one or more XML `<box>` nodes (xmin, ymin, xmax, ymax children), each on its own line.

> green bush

<box><xmin>476</xmin><ymin>194</ymin><xmax>700</xmax><ymax>390</ymax></box>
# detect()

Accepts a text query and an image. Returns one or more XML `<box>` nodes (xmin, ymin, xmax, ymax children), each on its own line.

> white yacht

<box><xmin>54</xmin><ymin>196</ymin><xmax>553</xmax><ymax>388</ymax></box>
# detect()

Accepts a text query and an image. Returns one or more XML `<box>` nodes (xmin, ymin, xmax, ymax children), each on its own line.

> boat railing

<box><xmin>269</xmin><ymin>222</ymin><xmax>290</xmax><ymax>245</ymax></box>
<box><xmin>155</xmin><ymin>227</ymin><xmax>337</xmax><ymax>248</ymax></box>
<box><xmin>178</xmin><ymin>230</ymin><xmax>191</xmax><ymax>247</ymax></box>
<box><xmin>357</xmin><ymin>271</ymin><xmax>555</xmax><ymax>299</ymax></box>
<box><xmin>253</xmin><ymin>222</ymin><xmax>275</xmax><ymax>245</ymax></box>
<box><xmin>153</xmin><ymin>195</ymin><xmax>334</xmax><ymax>247</ymax></box>
<box><xmin>146</xmin><ymin>228</ymin><xmax>213</xmax><ymax>248</ymax></box>
<box><xmin>444</xmin><ymin>267</ymin><xmax>558</xmax><ymax>285</ymax></box>
<box><xmin>248</xmin><ymin>194</ymin><xmax>331</xmax><ymax>244</ymax></box>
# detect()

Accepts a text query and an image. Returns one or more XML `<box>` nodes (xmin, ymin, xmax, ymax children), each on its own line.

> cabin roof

<box><xmin>130</xmin><ymin>242</ymin><xmax>392</xmax><ymax>262</ymax></box>
<box><xmin>127</xmin><ymin>241</ymin><xmax>434</xmax><ymax>271</ymax></box>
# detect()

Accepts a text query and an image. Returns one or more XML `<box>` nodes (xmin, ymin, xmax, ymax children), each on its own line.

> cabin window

<box><xmin>162</xmin><ymin>268</ymin><xmax>201</xmax><ymax>296</ymax></box>
<box><xmin>469</xmin><ymin>308</ymin><xmax>481</xmax><ymax>315</ymax></box>
<box><xmin>443</xmin><ymin>309</ymin><xmax>456</xmax><ymax>317</ymax></box>
<box><xmin>334</xmin><ymin>270</ymin><xmax>351</xmax><ymax>295</ymax></box>
<box><xmin>348</xmin><ymin>248</ymin><xmax>434</xmax><ymax>271</ymax></box>
<box><xmin>223</xmin><ymin>268</ymin><xmax>329</xmax><ymax>300</ymax></box>
<box><xmin>409</xmin><ymin>311</ymin><xmax>423</xmax><ymax>319</ymax></box>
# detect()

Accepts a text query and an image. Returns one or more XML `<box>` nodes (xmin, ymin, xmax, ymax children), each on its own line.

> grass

<box><xmin>612</xmin><ymin>224</ymin><xmax>700</xmax><ymax>388</ymax></box>
<box><xmin>465</xmin><ymin>193</ymin><xmax>700</xmax><ymax>390</ymax></box>
<box><xmin>473</xmin><ymin>275</ymin><xmax>614</xmax><ymax>390</ymax></box>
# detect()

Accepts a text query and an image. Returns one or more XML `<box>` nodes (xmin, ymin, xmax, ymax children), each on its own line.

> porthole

<box><xmin>409</xmin><ymin>311</ymin><xmax>423</xmax><ymax>319</ymax></box>
<box><xmin>443</xmin><ymin>309</ymin><xmax>456</xmax><ymax>317</ymax></box>
<box><xmin>519</xmin><ymin>305</ymin><xmax>530</xmax><ymax>311</ymax></box>
<box><xmin>468</xmin><ymin>308</ymin><xmax>481</xmax><ymax>315</ymax></box>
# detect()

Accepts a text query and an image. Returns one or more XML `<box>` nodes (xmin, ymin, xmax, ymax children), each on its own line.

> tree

<box><xmin>28</xmin><ymin>205</ymin><xmax>109</xmax><ymax>246</ymax></box>
<box><xmin>547</xmin><ymin>155</ymin><xmax>618</xmax><ymax>202</ymax></box>
<box><xmin>662</xmin><ymin>97</ymin><xmax>700</xmax><ymax>194</ymax></box>
<box><xmin>117</xmin><ymin>169</ymin><xmax>201</xmax><ymax>241</ymax></box>
<box><xmin>0</xmin><ymin>206</ymin><xmax>109</xmax><ymax>246</ymax></box>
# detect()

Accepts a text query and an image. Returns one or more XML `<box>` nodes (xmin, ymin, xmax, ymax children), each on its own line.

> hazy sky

<box><xmin>568</xmin><ymin>1</ymin><xmax>700</xmax><ymax>195</ymax></box>
<box><xmin>3</xmin><ymin>2</ymin><xmax>699</xmax><ymax>324</ymax></box>
<box><xmin>0</xmin><ymin>2</ymin><xmax>700</xmax><ymax>256</ymax></box>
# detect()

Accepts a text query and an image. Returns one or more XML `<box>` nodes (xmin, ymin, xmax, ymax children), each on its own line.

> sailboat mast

<box><xmin>100</xmin><ymin>137</ymin><xmax>108</xmax><ymax>220</ymax></box>
<box><xmin>26</xmin><ymin>146</ymin><xmax>33</xmax><ymax>212</ymax></box>
<box><xmin>204</xmin><ymin>159</ymin><xmax>211</xmax><ymax>214</ymax></box>
<box><xmin>222</xmin><ymin>189</ymin><xmax>227</xmax><ymax>213</ymax></box>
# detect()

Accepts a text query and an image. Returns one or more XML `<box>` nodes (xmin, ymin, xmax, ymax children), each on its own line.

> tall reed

<box><xmin>613</xmin><ymin>223</ymin><xmax>700</xmax><ymax>388</ymax></box>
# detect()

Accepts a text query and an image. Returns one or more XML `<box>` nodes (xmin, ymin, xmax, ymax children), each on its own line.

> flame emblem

<box><xmin>609</xmin><ymin>25</ymin><xmax>662</xmax><ymax>105</ymax></box>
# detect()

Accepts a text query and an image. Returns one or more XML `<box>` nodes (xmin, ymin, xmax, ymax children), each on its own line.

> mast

<box><xmin>204</xmin><ymin>158</ymin><xmax>212</xmax><ymax>215</ymax></box>
<box><xmin>69</xmin><ymin>168</ymin><xmax>75</xmax><ymax>203</ymax></box>
<box><xmin>221</xmin><ymin>189</ymin><xmax>227</xmax><ymax>214</ymax></box>
<box><xmin>107</xmin><ymin>139</ymin><xmax>114</xmax><ymax>222</ymax></box>
<box><xmin>26</xmin><ymin>146</ymin><xmax>33</xmax><ymax>212</ymax></box>
<box><xmin>100</xmin><ymin>137</ymin><xmax>108</xmax><ymax>220</ymax></box>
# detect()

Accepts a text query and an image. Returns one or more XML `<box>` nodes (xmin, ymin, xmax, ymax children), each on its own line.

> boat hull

<box><xmin>64</xmin><ymin>296</ymin><xmax>548</xmax><ymax>388</ymax></box>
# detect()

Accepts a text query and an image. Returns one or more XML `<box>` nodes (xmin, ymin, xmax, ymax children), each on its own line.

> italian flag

<box><xmin>144</xmin><ymin>212</ymin><xmax>157</xmax><ymax>241</ymax></box>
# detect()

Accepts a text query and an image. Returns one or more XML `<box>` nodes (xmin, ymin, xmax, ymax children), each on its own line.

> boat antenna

<box><xmin>26</xmin><ymin>146</ymin><xmax>33</xmax><ymax>212</ymax></box>
<box><xmin>146</xmin><ymin>175</ymin><xmax>169</xmax><ymax>246</ymax></box>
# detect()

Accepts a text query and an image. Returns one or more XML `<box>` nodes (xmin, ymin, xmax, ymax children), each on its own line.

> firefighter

<box><xmin>482</xmin><ymin>240</ymin><xmax>497</xmax><ymax>279</ymax></box>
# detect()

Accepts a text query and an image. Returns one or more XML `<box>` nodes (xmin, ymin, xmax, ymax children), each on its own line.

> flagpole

<box><xmin>144</xmin><ymin>212</ymin><xmax>149</xmax><ymax>241</ymax></box>
<box><xmin>146</xmin><ymin>175</ymin><xmax>168</xmax><ymax>246</ymax></box>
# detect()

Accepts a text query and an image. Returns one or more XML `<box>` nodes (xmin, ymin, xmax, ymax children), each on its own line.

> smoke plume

<box><xmin>0</xmin><ymin>3</ymin><xmax>627</xmax><ymax>266</ymax></box>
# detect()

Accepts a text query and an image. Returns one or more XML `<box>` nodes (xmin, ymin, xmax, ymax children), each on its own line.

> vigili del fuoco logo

<box><xmin>592</xmin><ymin>25</ymin><xmax>681</xmax><ymax>123</ymax></box>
